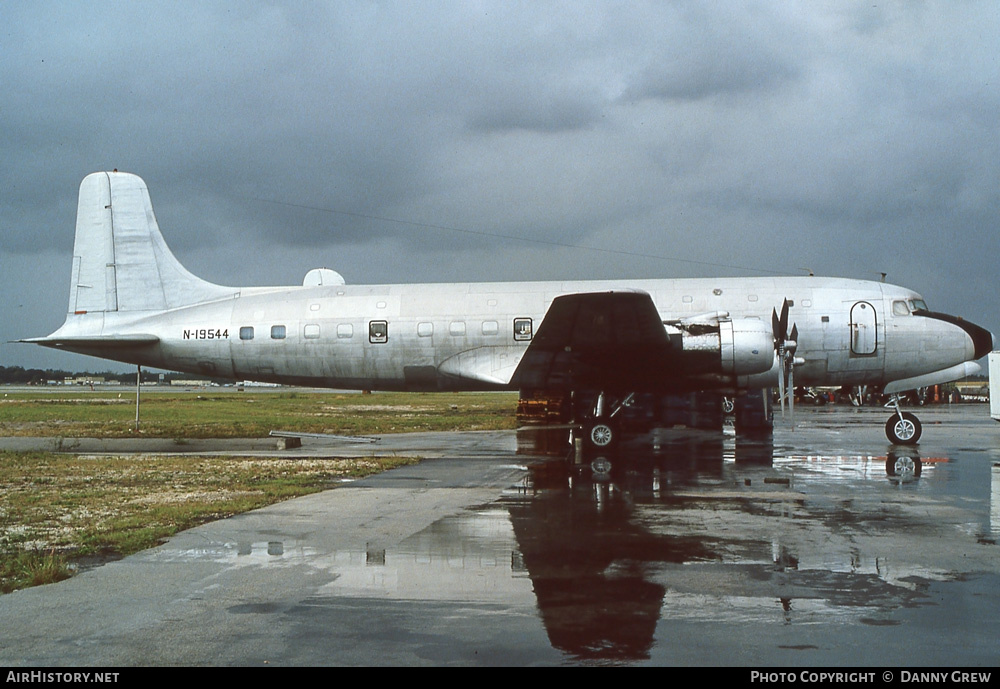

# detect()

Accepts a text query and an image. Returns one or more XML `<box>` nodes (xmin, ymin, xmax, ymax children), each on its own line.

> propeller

<box><xmin>771</xmin><ymin>299</ymin><xmax>802</xmax><ymax>422</ymax></box>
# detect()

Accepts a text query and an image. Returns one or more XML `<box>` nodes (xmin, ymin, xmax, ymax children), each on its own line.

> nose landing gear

<box><xmin>885</xmin><ymin>396</ymin><xmax>922</xmax><ymax>445</ymax></box>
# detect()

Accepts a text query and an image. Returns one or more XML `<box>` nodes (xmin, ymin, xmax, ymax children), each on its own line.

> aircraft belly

<box><xmin>162</xmin><ymin>340</ymin><xmax>236</xmax><ymax>379</ymax></box>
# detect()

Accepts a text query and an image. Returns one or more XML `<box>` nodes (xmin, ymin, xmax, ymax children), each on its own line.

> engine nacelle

<box><xmin>720</xmin><ymin>318</ymin><xmax>775</xmax><ymax>376</ymax></box>
<box><xmin>665</xmin><ymin>315</ymin><xmax>774</xmax><ymax>377</ymax></box>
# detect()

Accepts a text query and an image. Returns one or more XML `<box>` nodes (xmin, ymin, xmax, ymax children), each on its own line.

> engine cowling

<box><xmin>721</xmin><ymin>318</ymin><xmax>775</xmax><ymax>376</ymax></box>
<box><xmin>664</xmin><ymin>313</ymin><xmax>775</xmax><ymax>378</ymax></box>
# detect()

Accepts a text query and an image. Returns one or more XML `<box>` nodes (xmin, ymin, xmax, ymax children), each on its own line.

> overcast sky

<box><xmin>2</xmin><ymin>1</ymin><xmax>998</xmax><ymax>372</ymax></box>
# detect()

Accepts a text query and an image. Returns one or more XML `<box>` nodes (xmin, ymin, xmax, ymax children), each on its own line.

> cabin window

<box><xmin>271</xmin><ymin>325</ymin><xmax>286</xmax><ymax>339</ymax></box>
<box><xmin>369</xmin><ymin>320</ymin><xmax>388</xmax><ymax>344</ymax></box>
<box><xmin>682</xmin><ymin>295</ymin><xmax>693</xmax><ymax>303</ymax></box>
<box><xmin>514</xmin><ymin>318</ymin><xmax>533</xmax><ymax>341</ymax></box>
<box><xmin>304</xmin><ymin>324</ymin><xmax>320</xmax><ymax>339</ymax></box>
<box><xmin>309</xmin><ymin>303</ymin><xmax>321</xmax><ymax>311</ymax></box>
<box><xmin>449</xmin><ymin>321</ymin><xmax>466</xmax><ymax>336</ymax></box>
<box><xmin>337</xmin><ymin>323</ymin><xmax>353</xmax><ymax>339</ymax></box>
<box><xmin>239</xmin><ymin>326</ymin><xmax>254</xmax><ymax>341</ymax></box>
<box><xmin>482</xmin><ymin>321</ymin><xmax>499</xmax><ymax>336</ymax></box>
<box><xmin>748</xmin><ymin>295</ymin><xmax>758</xmax><ymax>302</ymax></box>
<box><xmin>893</xmin><ymin>300</ymin><xmax>910</xmax><ymax>316</ymax></box>
<box><xmin>417</xmin><ymin>322</ymin><xmax>433</xmax><ymax>337</ymax></box>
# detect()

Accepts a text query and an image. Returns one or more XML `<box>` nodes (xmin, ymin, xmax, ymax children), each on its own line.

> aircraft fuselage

<box><xmin>54</xmin><ymin>275</ymin><xmax>979</xmax><ymax>394</ymax></box>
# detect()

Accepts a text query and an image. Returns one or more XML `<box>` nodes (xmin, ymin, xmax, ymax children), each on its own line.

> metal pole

<box><xmin>135</xmin><ymin>365</ymin><xmax>141</xmax><ymax>430</ymax></box>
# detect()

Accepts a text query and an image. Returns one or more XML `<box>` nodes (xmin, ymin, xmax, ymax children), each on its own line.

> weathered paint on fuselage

<box><xmin>61</xmin><ymin>275</ymin><xmax>975</xmax><ymax>393</ymax></box>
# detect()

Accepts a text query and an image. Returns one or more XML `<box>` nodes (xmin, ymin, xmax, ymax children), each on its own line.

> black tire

<box><xmin>885</xmin><ymin>412</ymin><xmax>922</xmax><ymax>445</ymax></box>
<box><xmin>587</xmin><ymin>420</ymin><xmax>616</xmax><ymax>450</ymax></box>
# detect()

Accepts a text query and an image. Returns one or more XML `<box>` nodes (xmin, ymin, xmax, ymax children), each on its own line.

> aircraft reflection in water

<box><xmin>509</xmin><ymin>440</ymin><xmax>947</xmax><ymax>661</ymax></box>
<box><xmin>286</xmin><ymin>433</ymin><xmax>955</xmax><ymax>664</ymax></box>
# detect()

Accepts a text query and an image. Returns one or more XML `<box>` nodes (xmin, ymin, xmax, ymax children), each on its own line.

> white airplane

<box><xmin>24</xmin><ymin>171</ymin><xmax>994</xmax><ymax>449</ymax></box>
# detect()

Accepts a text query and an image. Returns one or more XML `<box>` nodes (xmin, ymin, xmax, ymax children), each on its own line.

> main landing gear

<box><xmin>885</xmin><ymin>396</ymin><xmax>922</xmax><ymax>445</ymax></box>
<box><xmin>581</xmin><ymin>392</ymin><xmax>630</xmax><ymax>476</ymax></box>
<box><xmin>573</xmin><ymin>389</ymin><xmax>774</xmax><ymax>476</ymax></box>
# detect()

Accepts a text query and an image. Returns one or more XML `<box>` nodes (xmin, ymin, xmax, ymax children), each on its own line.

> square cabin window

<box><xmin>271</xmin><ymin>325</ymin><xmax>286</xmax><ymax>339</ymax></box>
<box><xmin>337</xmin><ymin>323</ymin><xmax>353</xmax><ymax>339</ymax></box>
<box><xmin>369</xmin><ymin>320</ymin><xmax>388</xmax><ymax>344</ymax></box>
<box><xmin>513</xmin><ymin>318</ymin><xmax>532</xmax><ymax>341</ymax></box>
<box><xmin>239</xmin><ymin>326</ymin><xmax>254</xmax><ymax>341</ymax></box>
<box><xmin>449</xmin><ymin>321</ymin><xmax>466</xmax><ymax>336</ymax></box>
<box><xmin>304</xmin><ymin>324</ymin><xmax>321</xmax><ymax>339</ymax></box>
<box><xmin>482</xmin><ymin>321</ymin><xmax>499</xmax><ymax>336</ymax></box>
<box><xmin>417</xmin><ymin>322</ymin><xmax>433</xmax><ymax>337</ymax></box>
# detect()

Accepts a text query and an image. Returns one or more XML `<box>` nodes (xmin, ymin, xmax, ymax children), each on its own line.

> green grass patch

<box><xmin>0</xmin><ymin>450</ymin><xmax>417</xmax><ymax>593</ymax></box>
<box><xmin>0</xmin><ymin>390</ymin><xmax>518</xmax><ymax>437</ymax></box>
<box><xmin>0</xmin><ymin>549</ymin><xmax>73</xmax><ymax>593</ymax></box>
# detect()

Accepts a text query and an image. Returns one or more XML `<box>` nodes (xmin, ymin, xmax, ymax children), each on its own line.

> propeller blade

<box><xmin>778</xmin><ymin>360</ymin><xmax>786</xmax><ymax>417</ymax></box>
<box><xmin>788</xmin><ymin>355</ymin><xmax>795</xmax><ymax>429</ymax></box>
<box><xmin>772</xmin><ymin>300</ymin><xmax>795</xmax><ymax>420</ymax></box>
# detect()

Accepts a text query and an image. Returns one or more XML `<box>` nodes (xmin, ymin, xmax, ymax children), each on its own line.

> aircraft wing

<box><xmin>509</xmin><ymin>291</ymin><xmax>674</xmax><ymax>392</ymax></box>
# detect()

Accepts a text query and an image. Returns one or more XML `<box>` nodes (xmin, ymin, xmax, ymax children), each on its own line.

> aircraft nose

<box><xmin>962</xmin><ymin>319</ymin><xmax>994</xmax><ymax>359</ymax></box>
<box><xmin>914</xmin><ymin>310</ymin><xmax>994</xmax><ymax>360</ymax></box>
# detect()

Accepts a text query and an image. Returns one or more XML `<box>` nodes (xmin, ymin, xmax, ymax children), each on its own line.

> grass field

<box><xmin>0</xmin><ymin>388</ymin><xmax>519</xmax><ymax>593</ymax></box>
<box><xmin>0</xmin><ymin>388</ymin><xmax>518</xmax><ymax>437</ymax></box>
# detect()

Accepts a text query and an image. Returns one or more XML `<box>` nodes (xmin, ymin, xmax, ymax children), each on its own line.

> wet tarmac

<box><xmin>1</xmin><ymin>405</ymin><xmax>999</xmax><ymax>666</ymax></box>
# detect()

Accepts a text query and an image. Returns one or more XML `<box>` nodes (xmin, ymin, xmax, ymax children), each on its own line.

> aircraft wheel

<box><xmin>885</xmin><ymin>454</ymin><xmax>922</xmax><ymax>479</ymax></box>
<box><xmin>588</xmin><ymin>420</ymin><xmax>616</xmax><ymax>449</ymax></box>
<box><xmin>722</xmin><ymin>397</ymin><xmax>735</xmax><ymax>415</ymax></box>
<box><xmin>885</xmin><ymin>412</ymin><xmax>922</xmax><ymax>445</ymax></box>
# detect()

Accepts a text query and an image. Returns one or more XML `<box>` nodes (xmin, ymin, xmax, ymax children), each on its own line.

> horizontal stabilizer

<box><xmin>18</xmin><ymin>334</ymin><xmax>160</xmax><ymax>349</ymax></box>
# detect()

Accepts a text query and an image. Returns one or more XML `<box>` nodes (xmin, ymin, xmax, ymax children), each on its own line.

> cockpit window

<box><xmin>909</xmin><ymin>299</ymin><xmax>928</xmax><ymax>312</ymax></box>
<box><xmin>892</xmin><ymin>301</ymin><xmax>910</xmax><ymax>316</ymax></box>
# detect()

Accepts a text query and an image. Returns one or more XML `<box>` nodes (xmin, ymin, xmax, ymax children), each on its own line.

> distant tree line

<box><xmin>0</xmin><ymin>366</ymin><xmax>221</xmax><ymax>386</ymax></box>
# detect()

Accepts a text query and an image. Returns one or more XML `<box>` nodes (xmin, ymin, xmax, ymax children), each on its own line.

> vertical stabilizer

<box><xmin>68</xmin><ymin>171</ymin><xmax>233</xmax><ymax>315</ymax></box>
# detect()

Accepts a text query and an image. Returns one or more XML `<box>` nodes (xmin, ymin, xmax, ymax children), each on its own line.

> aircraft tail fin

<box><xmin>67</xmin><ymin>171</ymin><xmax>234</xmax><ymax>315</ymax></box>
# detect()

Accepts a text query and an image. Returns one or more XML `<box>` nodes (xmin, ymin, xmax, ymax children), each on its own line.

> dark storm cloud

<box><xmin>3</xmin><ymin>1</ymin><xmax>999</xmax><ymax>371</ymax></box>
<box><xmin>621</xmin><ymin>4</ymin><xmax>803</xmax><ymax>103</ymax></box>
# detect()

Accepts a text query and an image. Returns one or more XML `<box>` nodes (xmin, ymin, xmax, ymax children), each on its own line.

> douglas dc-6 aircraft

<box><xmin>24</xmin><ymin>171</ymin><xmax>995</xmax><ymax>451</ymax></box>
